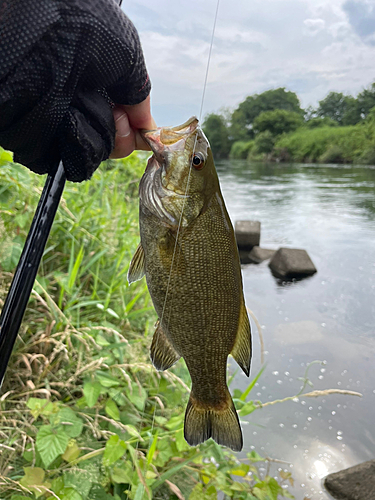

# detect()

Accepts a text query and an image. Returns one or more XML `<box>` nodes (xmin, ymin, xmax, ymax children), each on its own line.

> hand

<box><xmin>0</xmin><ymin>0</ymin><xmax>152</xmax><ymax>182</ymax></box>
<box><xmin>111</xmin><ymin>96</ymin><xmax>157</xmax><ymax>159</ymax></box>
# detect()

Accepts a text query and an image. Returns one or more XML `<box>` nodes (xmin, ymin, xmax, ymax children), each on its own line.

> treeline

<box><xmin>203</xmin><ymin>83</ymin><xmax>375</xmax><ymax>164</ymax></box>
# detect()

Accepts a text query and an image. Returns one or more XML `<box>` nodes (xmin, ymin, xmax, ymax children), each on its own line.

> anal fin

<box><xmin>231</xmin><ymin>301</ymin><xmax>251</xmax><ymax>377</ymax></box>
<box><xmin>150</xmin><ymin>321</ymin><xmax>180</xmax><ymax>371</ymax></box>
<box><xmin>128</xmin><ymin>243</ymin><xmax>145</xmax><ymax>284</ymax></box>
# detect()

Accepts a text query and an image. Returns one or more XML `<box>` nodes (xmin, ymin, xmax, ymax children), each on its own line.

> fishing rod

<box><xmin>0</xmin><ymin>0</ymin><xmax>123</xmax><ymax>388</ymax></box>
<box><xmin>0</xmin><ymin>163</ymin><xmax>66</xmax><ymax>387</ymax></box>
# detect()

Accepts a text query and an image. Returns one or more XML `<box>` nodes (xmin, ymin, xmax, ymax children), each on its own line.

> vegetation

<box><xmin>0</xmin><ymin>149</ymin><xmax>363</xmax><ymax>499</ymax></box>
<box><xmin>0</xmin><ymin>152</ymin><xmax>301</xmax><ymax>500</ymax></box>
<box><xmin>202</xmin><ymin>114</ymin><xmax>231</xmax><ymax>159</ymax></box>
<box><xmin>203</xmin><ymin>81</ymin><xmax>375</xmax><ymax>164</ymax></box>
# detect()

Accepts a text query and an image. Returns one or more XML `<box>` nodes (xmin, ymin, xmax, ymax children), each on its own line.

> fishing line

<box><xmin>159</xmin><ymin>0</ymin><xmax>220</xmax><ymax>329</ymax></box>
<box><xmin>128</xmin><ymin>2</ymin><xmax>220</xmax><ymax>497</ymax></box>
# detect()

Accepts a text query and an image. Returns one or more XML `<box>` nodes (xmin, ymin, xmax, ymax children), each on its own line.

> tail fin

<box><xmin>184</xmin><ymin>391</ymin><xmax>243</xmax><ymax>452</ymax></box>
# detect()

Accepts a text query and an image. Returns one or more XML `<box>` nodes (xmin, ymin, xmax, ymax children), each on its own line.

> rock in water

<box><xmin>324</xmin><ymin>460</ymin><xmax>375</xmax><ymax>500</ymax></box>
<box><xmin>239</xmin><ymin>246</ymin><xmax>276</xmax><ymax>264</ymax></box>
<box><xmin>269</xmin><ymin>248</ymin><xmax>317</xmax><ymax>278</ymax></box>
<box><xmin>235</xmin><ymin>221</ymin><xmax>260</xmax><ymax>249</ymax></box>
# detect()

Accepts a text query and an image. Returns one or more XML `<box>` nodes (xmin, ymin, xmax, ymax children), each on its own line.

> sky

<box><xmin>122</xmin><ymin>0</ymin><xmax>375</xmax><ymax>126</ymax></box>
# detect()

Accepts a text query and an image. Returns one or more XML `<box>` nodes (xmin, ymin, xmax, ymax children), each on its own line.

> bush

<box><xmin>254</xmin><ymin>130</ymin><xmax>275</xmax><ymax>154</ymax></box>
<box><xmin>275</xmin><ymin>125</ymin><xmax>373</xmax><ymax>163</ymax></box>
<box><xmin>305</xmin><ymin>117</ymin><xmax>338</xmax><ymax>129</ymax></box>
<box><xmin>253</xmin><ymin>109</ymin><xmax>304</xmax><ymax>136</ymax></box>
<box><xmin>319</xmin><ymin>145</ymin><xmax>344</xmax><ymax>163</ymax></box>
<box><xmin>229</xmin><ymin>140</ymin><xmax>255</xmax><ymax>159</ymax></box>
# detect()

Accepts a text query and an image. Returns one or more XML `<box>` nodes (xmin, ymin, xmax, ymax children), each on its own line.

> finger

<box><xmin>120</xmin><ymin>95</ymin><xmax>157</xmax><ymax>131</ymax></box>
<box><xmin>110</xmin><ymin>111</ymin><xmax>135</xmax><ymax>159</ymax></box>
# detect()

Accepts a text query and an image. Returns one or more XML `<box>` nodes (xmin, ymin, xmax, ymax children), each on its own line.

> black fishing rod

<box><xmin>0</xmin><ymin>0</ymin><xmax>124</xmax><ymax>389</ymax></box>
<box><xmin>0</xmin><ymin>162</ymin><xmax>66</xmax><ymax>387</ymax></box>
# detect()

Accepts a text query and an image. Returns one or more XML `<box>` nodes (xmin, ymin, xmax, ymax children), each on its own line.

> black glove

<box><xmin>0</xmin><ymin>0</ymin><xmax>151</xmax><ymax>182</ymax></box>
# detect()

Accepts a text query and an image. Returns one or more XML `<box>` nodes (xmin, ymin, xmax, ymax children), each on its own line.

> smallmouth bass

<box><xmin>128</xmin><ymin>117</ymin><xmax>251</xmax><ymax>451</ymax></box>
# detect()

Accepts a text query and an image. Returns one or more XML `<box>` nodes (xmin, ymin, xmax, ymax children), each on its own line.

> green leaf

<box><xmin>152</xmin><ymin>452</ymin><xmax>204</xmax><ymax>491</ymax></box>
<box><xmin>230</xmin><ymin>464</ymin><xmax>250</xmax><ymax>476</ymax></box>
<box><xmin>19</xmin><ymin>467</ymin><xmax>45</xmax><ymax>486</ymax></box>
<box><xmin>267</xmin><ymin>477</ymin><xmax>282</xmax><ymax>500</ymax></box>
<box><xmin>59</xmin><ymin>488</ymin><xmax>83</xmax><ymax>500</ymax></box>
<box><xmin>247</xmin><ymin>450</ymin><xmax>266</xmax><ymax>462</ymax></box>
<box><xmin>128</xmin><ymin>384</ymin><xmax>147</xmax><ymax>410</ymax></box>
<box><xmin>83</xmin><ymin>381</ymin><xmax>102</xmax><ymax>407</ymax></box>
<box><xmin>103</xmin><ymin>435</ymin><xmax>126</xmax><ymax>467</ymax></box>
<box><xmin>253</xmin><ymin>482</ymin><xmax>270</xmax><ymax>500</ymax></box>
<box><xmin>89</xmin><ymin>484</ymin><xmax>115</xmax><ymax>500</ymax></box>
<box><xmin>62</xmin><ymin>440</ymin><xmax>80</xmax><ymax>462</ymax></box>
<box><xmin>205</xmin><ymin>485</ymin><xmax>217</xmax><ymax>500</ymax></box>
<box><xmin>240</xmin><ymin>365</ymin><xmax>265</xmax><ymax>401</ymax></box>
<box><xmin>175</xmin><ymin>428</ymin><xmax>190</xmax><ymax>452</ymax></box>
<box><xmin>19</xmin><ymin>467</ymin><xmax>51</xmax><ymax>498</ymax></box>
<box><xmin>134</xmin><ymin>483</ymin><xmax>147</xmax><ymax>500</ymax></box>
<box><xmin>68</xmin><ymin>245</ymin><xmax>84</xmax><ymax>291</ymax></box>
<box><xmin>125</xmin><ymin>424</ymin><xmax>142</xmax><ymax>440</ymax></box>
<box><xmin>238</xmin><ymin>401</ymin><xmax>256</xmax><ymax>416</ymax></box>
<box><xmin>36</xmin><ymin>425</ymin><xmax>70</xmax><ymax>467</ymax></box>
<box><xmin>27</xmin><ymin>398</ymin><xmax>58</xmax><ymax>418</ymax></box>
<box><xmin>64</xmin><ymin>470</ymin><xmax>92</xmax><ymax>499</ymax></box>
<box><xmin>111</xmin><ymin>464</ymin><xmax>133</xmax><ymax>484</ymax></box>
<box><xmin>152</xmin><ymin>439</ymin><xmax>174</xmax><ymax>467</ymax></box>
<box><xmin>0</xmin><ymin>147</ymin><xmax>13</xmax><ymax>164</ymax></box>
<box><xmin>105</xmin><ymin>398</ymin><xmax>120</xmax><ymax>421</ymax></box>
<box><xmin>54</xmin><ymin>407</ymin><xmax>83</xmax><ymax>438</ymax></box>
<box><xmin>96</xmin><ymin>371</ymin><xmax>120</xmax><ymax>388</ymax></box>
<box><xmin>146</xmin><ymin>432</ymin><xmax>159</xmax><ymax>464</ymax></box>
<box><xmin>165</xmin><ymin>414</ymin><xmax>184</xmax><ymax>430</ymax></box>
<box><xmin>189</xmin><ymin>483</ymin><xmax>203</xmax><ymax>500</ymax></box>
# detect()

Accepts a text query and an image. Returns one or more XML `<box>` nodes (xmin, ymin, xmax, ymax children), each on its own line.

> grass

<box><xmin>0</xmin><ymin>150</ymin><xmax>362</xmax><ymax>500</ymax></box>
<box><xmin>275</xmin><ymin>122</ymin><xmax>375</xmax><ymax>163</ymax></box>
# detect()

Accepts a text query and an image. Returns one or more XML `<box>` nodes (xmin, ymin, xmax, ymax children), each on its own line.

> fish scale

<box><xmin>128</xmin><ymin>117</ymin><xmax>251</xmax><ymax>451</ymax></box>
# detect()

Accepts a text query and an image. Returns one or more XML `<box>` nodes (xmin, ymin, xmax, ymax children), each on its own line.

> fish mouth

<box><xmin>141</xmin><ymin>116</ymin><xmax>199</xmax><ymax>158</ymax></box>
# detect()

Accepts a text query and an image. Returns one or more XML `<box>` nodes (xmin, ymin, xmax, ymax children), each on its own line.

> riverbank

<box><xmin>229</xmin><ymin>118</ymin><xmax>375</xmax><ymax>165</ymax></box>
<box><xmin>0</xmin><ymin>153</ymin><xmax>295</xmax><ymax>500</ymax></box>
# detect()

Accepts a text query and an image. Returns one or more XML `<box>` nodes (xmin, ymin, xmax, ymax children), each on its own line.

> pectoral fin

<box><xmin>150</xmin><ymin>321</ymin><xmax>180</xmax><ymax>371</ymax></box>
<box><xmin>128</xmin><ymin>243</ymin><xmax>145</xmax><ymax>284</ymax></box>
<box><xmin>231</xmin><ymin>302</ymin><xmax>251</xmax><ymax>377</ymax></box>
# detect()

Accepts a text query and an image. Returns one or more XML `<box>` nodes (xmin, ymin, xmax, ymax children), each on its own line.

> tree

<box><xmin>357</xmin><ymin>83</ymin><xmax>375</xmax><ymax>120</ymax></box>
<box><xmin>305</xmin><ymin>117</ymin><xmax>338</xmax><ymax>128</ymax></box>
<box><xmin>317</xmin><ymin>92</ymin><xmax>360</xmax><ymax>125</ymax></box>
<box><xmin>230</xmin><ymin>88</ymin><xmax>303</xmax><ymax>141</ymax></box>
<box><xmin>253</xmin><ymin>109</ymin><xmax>304</xmax><ymax>136</ymax></box>
<box><xmin>254</xmin><ymin>131</ymin><xmax>275</xmax><ymax>154</ymax></box>
<box><xmin>202</xmin><ymin>113</ymin><xmax>231</xmax><ymax>158</ymax></box>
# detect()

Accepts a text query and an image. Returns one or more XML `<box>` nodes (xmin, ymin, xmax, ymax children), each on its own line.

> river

<box><xmin>216</xmin><ymin>161</ymin><xmax>375</xmax><ymax>500</ymax></box>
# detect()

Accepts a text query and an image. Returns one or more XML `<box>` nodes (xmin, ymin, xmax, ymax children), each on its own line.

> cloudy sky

<box><xmin>122</xmin><ymin>0</ymin><xmax>375</xmax><ymax>126</ymax></box>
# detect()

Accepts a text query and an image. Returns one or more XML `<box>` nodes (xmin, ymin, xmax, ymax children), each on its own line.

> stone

<box><xmin>235</xmin><ymin>221</ymin><xmax>261</xmax><ymax>249</ymax></box>
<box><xmin>324</xmin><ymin>460</ymin><xmax>375</xmax><ymax>500</ymax></box>
<box><xmin>268</xmin><ymin>248</ymin><xmax>317</xmax><ymax>278</ymax></box>
<box><xmin>239</xmin><ymin>246</ymin><xmax>276</xmax><ymax>264</ymax></box>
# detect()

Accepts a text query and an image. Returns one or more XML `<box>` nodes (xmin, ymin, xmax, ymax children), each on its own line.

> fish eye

<box><xmin>192</xmin><ymin>153</ymin><xmax>205</xmax><ymax>170</ymax></box>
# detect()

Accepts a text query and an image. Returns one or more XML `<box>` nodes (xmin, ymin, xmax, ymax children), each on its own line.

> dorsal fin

<box><xmin>230</xmin><ymin>301</ymin><xmax>251</xmax><ymax>376</ymax></box>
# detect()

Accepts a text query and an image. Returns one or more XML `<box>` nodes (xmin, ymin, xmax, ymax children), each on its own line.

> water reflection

<box><xmin>220</xmin><ymin>160</ymin><xmax>375</xmax><ymax>499</ymax></box>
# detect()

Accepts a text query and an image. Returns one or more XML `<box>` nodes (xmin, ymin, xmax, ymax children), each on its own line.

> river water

<box><xmin>216</xmin><ymin>161</ymin><xmax>375</xmax><ymax>500</ymax></box>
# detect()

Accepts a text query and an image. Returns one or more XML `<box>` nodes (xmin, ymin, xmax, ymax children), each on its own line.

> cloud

<box><xmin>343</xmin><ymin>0</ymin><xmax>375</xmax><ymax>44</ymax></box>
<box><xmin>303</xmin><ymin>18</ymin><xmax>326</xmax><ymax>35</ymax></box>
<box><xmin>122</xmin><ymin>0</ymin><xmax>375</xmax><ymax>125</ymax></box>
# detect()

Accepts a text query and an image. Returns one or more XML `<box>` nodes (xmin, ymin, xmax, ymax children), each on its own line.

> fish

<box><xmin>128</xmin><ymin>116</ymin><xmax>251</xmax><ymax>451</ymax></box>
